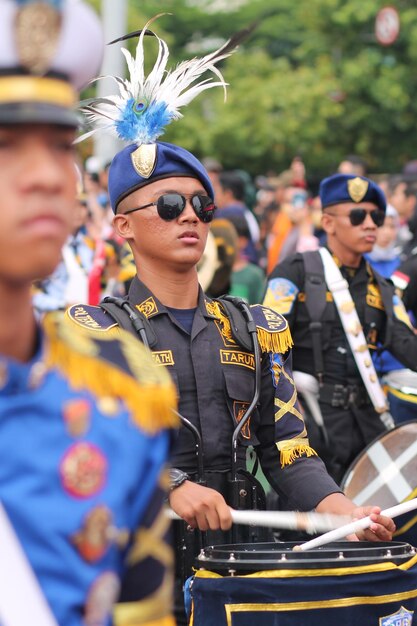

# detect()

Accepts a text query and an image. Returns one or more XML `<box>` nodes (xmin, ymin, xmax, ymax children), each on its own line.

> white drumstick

<box><xmin>166</xmin><ymin>507</ymin><xmax>352</xmax><ymax>534</ymax></box>
<box><xmin>299</xmin><ymin>497</ymin><xmax>417</xmax><ymax>551</ymax></box>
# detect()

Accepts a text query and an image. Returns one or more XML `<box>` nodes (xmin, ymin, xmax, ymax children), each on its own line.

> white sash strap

<box><xmin>318</xmin><ymin>248</ymin><xmax>388</xmax><ymax>414</ymax></box>
<box><xmin>0</xmin><ymin>503</ymin><xmax>58</xmax><ymax>626</ymax></box>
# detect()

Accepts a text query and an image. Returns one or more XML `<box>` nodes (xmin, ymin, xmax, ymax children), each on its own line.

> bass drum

<box><xmin>190</xmin><ymin>541</ymin><xmax>417</xmax><ymax>626</ymax></box>
<box><xmin>384</xmin><ymin>369</ymin><xmax>417</xmax><ymax>424</ymax></box>
<box><xmin>341</xmin><ymin>420</ymin><xmax>417</xmax><ymax>548</ymax></box>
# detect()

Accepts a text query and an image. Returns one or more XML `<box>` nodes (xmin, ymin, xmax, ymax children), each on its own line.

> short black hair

<box><xmin>219</xmin><ymin>171</ymin><xmax>245</xmax><ymax>201</ymax></box>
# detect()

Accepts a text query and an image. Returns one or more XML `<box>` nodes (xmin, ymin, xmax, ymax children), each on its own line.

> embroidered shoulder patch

<box><xmin>263</xmin><ymin>278</ymin><xmax>299</xmax><ymax>314</ymax></box>
<box><xmin>67</xmin><ymin>305</ymin><xmax>118</xmax><ymax>332</ymax></box>
<box><xmin>249</xmin><ymin>305</ymin><xmax>293</xmax><ymax>355</ymax></box>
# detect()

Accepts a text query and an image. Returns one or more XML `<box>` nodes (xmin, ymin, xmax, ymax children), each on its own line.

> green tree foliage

<box><xmin>87</xmin><ymin>0</ymin><xmax>417</xmax><ymax>177</ymax></box>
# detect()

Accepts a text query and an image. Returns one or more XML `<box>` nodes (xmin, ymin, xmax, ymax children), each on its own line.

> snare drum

<box><xmin>341</xmin><ymin>421</ymin><xmax>417</xmax><ymax>548</ymax></box>
<box><xmin>384</xmin><ymin>369</ymin><xmax>417</xmax><ymax>424</ymax></box>
<box><xmin>190</xmin><ymin>541</ymin><xmax>417</xmax><ymax>626</ymax></box>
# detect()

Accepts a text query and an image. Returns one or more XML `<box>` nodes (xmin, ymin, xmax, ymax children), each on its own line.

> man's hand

<box><xmin>349</xmin><ymin>505</ymin><xmax>396</xmax><ymax>542</ymax></box>
<box><xmin>316</xmin><ymin>494</ymin><xmax>396</xmax><ymax>542</ymax></box>
<box><xmin>168</xmin><ymin>481</ymin><xmax>232</xmax><ymax>532</ymax></box>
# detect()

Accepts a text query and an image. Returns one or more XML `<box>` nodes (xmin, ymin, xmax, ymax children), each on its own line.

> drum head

<box><xmin>341</xmin><ymin>420</ymin><xmax>417</xmax><ymax>508</ymax></box>
<box><xmin>196</xmin><ymin>541</ymin><xmax>415</xmax><ymax>574</ymax></box>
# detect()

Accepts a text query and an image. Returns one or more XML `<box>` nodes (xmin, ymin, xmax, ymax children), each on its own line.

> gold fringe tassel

<box><xmin>256</xmin><ymin>326</ymin><xmax>293</xmax><ymax>355</ymax></box>
<box><xmin>44</xmin><ymin>320</ymin><xmax>178</xmax><ymax>434</ymax></box>
<box><xmin>280</xmin><ymin>444</ymin><xmax>317</xmax><ymax>469</ymax></box>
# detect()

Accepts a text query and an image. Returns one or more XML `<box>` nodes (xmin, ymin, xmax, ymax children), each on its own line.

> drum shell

<box><xmin>341</xmin><ymin>420</ymin><xmax>417</xmax><ymax>549</ymax></box>
<box><xmin>384</xmin><ymin>369</ymin><xmax>417</xmax><ymax>425</ymax></box>
<box><xmin>190</xmin><ymin>541</ymin><xmax>417</xmax><ymax>626</ymax></box>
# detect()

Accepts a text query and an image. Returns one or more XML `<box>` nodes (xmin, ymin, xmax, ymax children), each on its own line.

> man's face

<box><xmin>0</xmin><ymin>124</ymin><xmax>77</xmax><ymax>284</ymax></box>
<box><xmin>322</xmin><ymin>201</ymin><xmax>381</xmax><ymax>258</ymax></box>
<box><xmin>114</xmin><ymin>176</ymin><xmax>211</xmax><ymax>272</ymax></box>
<box><xmin>390</xmin><ymin>182</ymin><xmax>416</xmax><ymax>221</ymax></box>
<box><xmin>282</xmin><ymin>187</ymin><xmax>308</xmax><ymax>224</ymax></box>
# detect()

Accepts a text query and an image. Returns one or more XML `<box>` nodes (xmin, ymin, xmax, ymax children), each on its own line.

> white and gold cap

<box><xmin>0</xmin><ymin>0</ymin><xmax>104</xmax><ymax>126</ymax></box>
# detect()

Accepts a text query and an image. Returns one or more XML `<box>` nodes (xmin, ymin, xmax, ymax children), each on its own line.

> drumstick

<box><xmin>166</xmin><ymin>507</ymin><xmax>353</xmax><ymax>534</ymax></box>
<box><xmin>298</xmin><ymin>497</ymin><xmax>417</xmax><ymax>551</ymax></box>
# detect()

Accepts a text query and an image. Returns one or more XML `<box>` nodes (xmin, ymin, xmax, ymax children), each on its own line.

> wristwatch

<box><xmin>169</xmin><ymin>468</ymin><xmax>189</xmax><ymax>491</ymax></box>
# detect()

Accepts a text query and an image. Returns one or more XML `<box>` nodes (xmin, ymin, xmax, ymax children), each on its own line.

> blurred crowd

<box><xmin>32</xmin><ymin>151</ymin><xmax>417</xmax><ymax>335</ymax></box>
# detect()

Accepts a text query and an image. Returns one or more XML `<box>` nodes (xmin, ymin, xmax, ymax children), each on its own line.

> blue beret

<box><xmin>109</xmin><ymin>141</ymin><xmax>214</xmax><ymax>212</ymax></box>
<box><xmin>319</xmin><ymin>174</ymin><xmax>386</xmax><ymax>213</ymax></box>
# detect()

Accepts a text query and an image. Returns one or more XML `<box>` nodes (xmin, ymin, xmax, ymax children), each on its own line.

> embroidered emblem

<box><xmin>347</xmin><ymin>176</ymin><xmax>369</xmax><ymax>203</ymax></box>
<box><xmin>233</xmin><ymin>401</ymin><xmax>251</xmax><ymax>439</ymax></box>
<box><xmin>366</xmin><ymin>282</ymin><xmax>384</xmax><ymax>311</ymax></box>
<box><xmin>220</xmin><ymin>350</ymin><xmax>255</xmax><ymax>370</ymax></box>
<box><xmin>152</xmin><ymin>350</ymin><xmax>175</xmax><ymax>366</ymax></box>
<box><xmin>84</xmin><ymin>571</ymin><xmax>121</xmax><ymax>626</ymax></box>
<box><xmin>130</xmin><ymin>144</ymin><xmax>157</xmax><ymax>178</ymax></box>
<box><xmin>60</xmin><ymin>442</ymin><xmax>107</xmax><ymax>498</ymax></box>
<box><xmin>63</xmin><ymin>398</ymin><xmax>91</xmax><ymax>437</ymax></box>
<box><xmin>72</xmin><ymin>505</ymin><xmax>129</xmax><ymax>562</ymax></box>
<box><xmin>136</xmin><ymin>297</ymin><xmax>158</xmax><ymax>318</ymax></box>
<box><xmin>67</xmin><ymin>305</ymin><xmax>118</xmax><ymax>331</ymax></box>
<box><xmin>263</xmin><ymin>278</ymin><xmax>298</xmax><ymax>315</ymax></box>
<box><xmin>205</xmin><ymin>300</ymin><xmax>236</xmax><ymax>347</ymax></box>
<box><xmin>15</xmin><ymin>2</ymin><xmax>62</xmax><ymax>74</ymax></box>
<box><xmin>379</xmin><ymin>606</ymin><xmax>414</xmax><ymax>626</ymax></box>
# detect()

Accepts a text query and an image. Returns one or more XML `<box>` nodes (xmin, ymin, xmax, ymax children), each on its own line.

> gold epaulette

<box><xmin>249</xmin><ymin>304</ymin><xmax>293</xmax><ymax>354</ymax></box>
<box><xmin>43</xmin><ymin>313</ymin><xmax>178</xmax><ymax>433</ymax></box>
<box><xmin>66</xmin><ymin>304</ymin><xmax>119</xmax><ymax>333</ymax></box>
<box><xmin>277</xmin><ymin>438</ymin><xmax>318</xmax><ymax>468</ymax></box>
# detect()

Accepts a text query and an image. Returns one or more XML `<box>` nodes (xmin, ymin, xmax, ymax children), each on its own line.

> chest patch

<box><xmin>366</xmin><ymin>282</ymin><xmax>384</xmax><ymax>311</ymax></box>
<box><xmin>151</xmin><ymin>350</ymin><xmax>175</xmax><ymax>366</ymax></box>
<box><xmin>220</xmin><ymin>350</ymin><xmax>255</xmax><ymax>370</ymax></box>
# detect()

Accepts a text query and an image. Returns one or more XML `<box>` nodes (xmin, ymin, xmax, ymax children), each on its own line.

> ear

<box><xmin>113</xmin><ymin>214</ymin><xmax>133</xmax><ymax>240</ymax></box>
<box><xmin>321</xmin><ymin>211</ymin><xmax>336</xmax><ymax>236</ymax></box>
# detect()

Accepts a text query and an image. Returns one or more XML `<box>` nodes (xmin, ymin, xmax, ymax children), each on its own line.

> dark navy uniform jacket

<box><xmin>264</xmin><ymin>252</ymin><xmax>417</xmax><ymax>382</ymax></box>
<box><xmin>0</xmin><ymin>313</ymin><xmax>177</xmax><ymax>626</ymax></box>
<box><xmin>69</xmin><ymin>276</ymin><xmax>340</xmax><ymax>512</ymax></box>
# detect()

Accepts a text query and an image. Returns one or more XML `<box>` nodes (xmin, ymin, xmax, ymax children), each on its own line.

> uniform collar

<box><xmin>128</xmin><ymin>275</ymin><xmax>217</xmax><ymax>320</ymax></box>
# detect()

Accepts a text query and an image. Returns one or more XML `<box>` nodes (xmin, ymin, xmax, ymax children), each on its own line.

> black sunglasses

<box><xmin>123</xmin><ymin>192</ymin><xmax>217</xmax><ymax>223</ymax></box>
<box><xmin>327</xmin><ymin>207</ymin><xmax>385</xmax><ymax>227</ymax></box>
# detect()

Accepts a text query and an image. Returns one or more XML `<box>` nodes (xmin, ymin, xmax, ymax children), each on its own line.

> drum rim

<box><xmin>196</xmin><ymin>541</ymin><xmax>416</xmax><ymax>571</ymax></box>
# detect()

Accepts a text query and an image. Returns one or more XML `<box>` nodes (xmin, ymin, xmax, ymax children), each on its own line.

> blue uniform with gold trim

<box><xmin>0</xmin><ymin>313</ymin><xmax>177</xmax><ymax>626</ymax></box>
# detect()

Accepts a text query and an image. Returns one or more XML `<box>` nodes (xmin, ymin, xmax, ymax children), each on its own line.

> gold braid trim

<box><xmin>277</xmin><ymin>438</ymin><xmax>318</xmax><ymax>469</ymax></box>
<box><xmin>43</xmin><ymin>316</ymin><xmax>178</xmax><ymax>434</ymax></box>
<box><xmin>256</xmin><ymin>326</ymin><xmax>293</xmax><ymax>355</ymax></box>
<box><xmin>113</xmin><ymin>571</ymin><xmax>174</xmax><ymax>625</ymax></box>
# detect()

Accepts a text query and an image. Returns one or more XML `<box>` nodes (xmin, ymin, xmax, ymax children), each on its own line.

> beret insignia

<box><xmin>348</xmin><ymin>177</ymin><xmax>369</xmax><ymax>203</ymax></box>
<box><xmin>131</xmin><ymin>144</ymin><xmax>157</xmax><ymax>179</ymax></box>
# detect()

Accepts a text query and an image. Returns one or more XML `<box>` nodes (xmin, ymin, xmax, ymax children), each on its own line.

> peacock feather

<box><xmin>77</xmin><ymin>13</ymin><xmax>255</xmax><ymax>145</ymax></box>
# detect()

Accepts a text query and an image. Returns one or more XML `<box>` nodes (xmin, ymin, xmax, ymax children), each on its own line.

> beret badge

<box><xmin>347</xmin><ymin>177</ymin><xmax>369</xmax><ymax>203</ymax></box>
<box><xmin>131</xmin><ymin>144</ymin><xmax>157</xmax><ymax>179</ymax></box>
